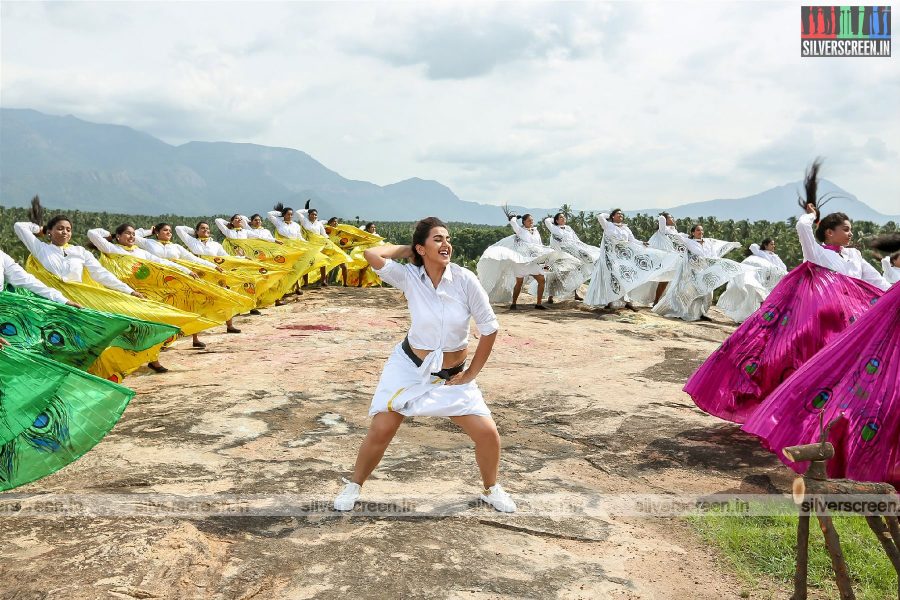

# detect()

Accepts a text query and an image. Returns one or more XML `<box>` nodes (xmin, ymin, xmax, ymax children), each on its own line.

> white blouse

<box><xmin>0</xmin><ymin>249</ymin><xmax>68</xmax><ymax>303</ymax></box>
<box><xmin>656</xmin><ymin>216</ymin><xmax>678</xmax><ymax>235</ymax></box>
<box><xmin>509</xmin><ymin>217</ymin><xmax>543</xmax><ymax>245</ymax></box>
<box><xmin>796</xmin><ymin>213</ymin><xmax>888</xmax><ymax>290</ymax></box>
<box><xmin>215</xmin><ymin>218</ymin><xmax>249</xmax><ymax>240</ymax></box>
<box><xmin>134</xmin><ymin>230</ymin><xmax>218</xmax><ymax>268</ymax></box>
<box><xmin>881</xmin><ymin>256</ymin><xmax>900</xmax><ymax>285</ymax></box>
<box><xmin>297</xmin><ymin>209</ymin><xmax>327</xmax><ymax>237</ymax></box>
<box><xmin>87</xmin><ymin>229</ymin><xmax>192</xmax><ymax>275</ymax></box>
<box><xmin>374</xmin><ymin>259</ymin><xmax>500</xmax><ymax>378</ymax></box>
<box><xmin>14</xmin><ymin>222</ymin><xmax>134</xmax><ymax>294</ymax></box>
<box><xmin>598</xmin><ymin>213</ymin><xmax>637</xmax><ymax>242</ymax></box>
<box><xmin>749</xmin><ymin>244</ymin><xmax>787</xmax><ymax>271</ymax></box>
<box><xmin>235</xmin><ymin>216</ymin><xmax>277</xmax><ymax>241</ymax></box>
<box><xmin>543</xmin><ymin>218</ymin><xmax>580</xmax><ymax>244</ymax></box>
<box><xmin>175</xmin><ymin>226</ymin><xmax>229</xmax><ymax>257</ymax></box>
<box><xmin>267</xmin><ymin>211</ymin><xmax>306</xmax><ymax>240</ymax></box>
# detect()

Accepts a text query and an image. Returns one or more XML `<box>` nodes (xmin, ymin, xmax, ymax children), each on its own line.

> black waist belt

<box><xmin>401</xmin><ymin>337</ymin><xmax>465</xmax><ymax>381</ymax></box>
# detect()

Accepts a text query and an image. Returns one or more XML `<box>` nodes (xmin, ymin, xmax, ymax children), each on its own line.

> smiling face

<box><xmin>156</xmin><ymin>225</ymin><xmax>173</xmax><ymax>242</ymax></box>
<box><xmin>48</xmin><ymin>220</ymin><xmax>72</xmax><ymax>246</ymax></box>
<box><xmin>611</xmin><ymin>211</ymin><xmax>624</xmax><ymax>224</ymax></box>
<box><xmin>283</xmin><ymin>210</ymin><xmax>293</xmax><ymax>223</ymax></box>
<box><xmin>764</xmin><ymin>240</ymin><xmax>776</xmax><ymax>252</ymax></box>
<box><xmin>665</xmin><ymin>215</ymin><xmax>676</xmax><ymax>227</ymax></box>
<box><xmin>365</xmin><ymin>223</ymin><xmax>376</xmax><ymax>233</ymax></box>
<box><xmin>522</xmin><ymin>215</ymin><xmax>534</xmax><ymax>228</ymax></box>
<box><xmin>416</xmin><ymin>226</ymin><xmax>452</xmax><ymax>267</ymax></box>
<box><xmin>555</xmin><ymin>215</ymin><xmax>567</xmax><ymax>227</ymax></box>
<box><xmin>691</xmin><ymin>226</ymin><xmax>704</xmax><ymax>240</ymax></box>
<box><xmin>196</xmin><ymin>223</ymin><xmax>212</xmax><ymax>238</ymax></box>
<box><xmin>825</xmin><ymin>220</ymin><xmax>852</xmax><ymax>247</ymax></box>
<box><xmin>328</xmin><ymin>218</ymin><xmax>339</xmax><ymax>227</ymax></box>
<box><xmin>115</xmin><ymin>226</ymin><xmax>136</xmax><ymax>246</ymax></box>
<box><xmin>308</xmin><ymin>209</ymin><xmax>318</xmax><ymax>222</ymax></box>
<box><xmin>230</xmin><ymin>215</ymin><xmax>242</xmax><ymax>228</ymax></box>
<box><xmin>250</xmin><ymin>215</ymin><xmax>264</xmax><ymax>228</ymax></box>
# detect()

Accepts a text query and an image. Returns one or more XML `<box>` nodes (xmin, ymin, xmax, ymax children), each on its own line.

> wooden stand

<box><xmin>785</xmin><ymin>441</ymin><xmax>900</xmax><ymax>600</ymax></box>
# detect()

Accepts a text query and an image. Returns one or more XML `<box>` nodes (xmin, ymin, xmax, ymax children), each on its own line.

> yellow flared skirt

<box><xmin>99</xmin><ymin>253</ymin><xmax>255</xmax><ymax>323</ymax></box>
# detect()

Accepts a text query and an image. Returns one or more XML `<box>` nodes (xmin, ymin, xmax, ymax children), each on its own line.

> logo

<box><xmin>801</xmin><ymin>6</ymin><xmax>891</xmax><ymax>56</ymax></box>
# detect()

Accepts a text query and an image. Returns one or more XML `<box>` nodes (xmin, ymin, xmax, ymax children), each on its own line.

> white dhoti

<box><xmin>368</xmin><ymin>343</ymin><xmax>490</xmax><ymax>417</ymax></box>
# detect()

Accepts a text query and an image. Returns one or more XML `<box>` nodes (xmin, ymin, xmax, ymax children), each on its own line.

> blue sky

<box><xmin>1</xmin><ymin>1</ymin><xmax>897</xmax><ymax>213</ymax></box>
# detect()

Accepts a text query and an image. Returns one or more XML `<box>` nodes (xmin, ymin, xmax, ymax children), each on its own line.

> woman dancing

<box><xmin>297</xmin><ymin>201</ymin><xmax>350</xmax><ymax>286</ymax></box>
<box><xmin>743</xmin><ymin>233</ymin><xmax>900</xmax><ymax>486</ymax></box>
<box><xmin>585</xmin><ymin>210</ymin><xmax>678</xmax><ymax>312</ymax></box>
<box><xmin>14</xmin><ymin>216</ymin><xmax>203</xmax><ymax>376</ymax></box>
<box><xmin>684</xmin><ymin>159</ymin><xmax>889</xmax><ymax>424</ymax></box>
<box><xmin>716</xmin><ymin>238</ymin><xmax>789</xmax><ymax>323</ymax></box>
<box><xmin>88</xmin><ymin>225</ymin><xmax>245</xmax><ymax>348</ymax></box>
<box><xmin>333</xmin><ymin>217</ymin><xmax>515</xmax><ymax>513</ymax></box>
<box><xmin>652</xmin><ymin>223</ymin><xmax>746</xmax><ymax>321</ymax></box>
<box><xmin>543</xmin><ymin>213</ymin><xmax>596</xmax><ymax>302</ymax></box>
<box><xmin>477</xmin><ymin>209</ymin><xmax>581</xmax><ymax>310</ymax></box>
<box><xmin>245</xmin><ymin>214</ymin><xmax>279</xmax><ymax>242</ymax></box>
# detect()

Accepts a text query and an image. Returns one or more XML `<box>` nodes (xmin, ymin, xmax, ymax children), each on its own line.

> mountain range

<box><xmin>1</xmin><ymin>108</ymin><xmax>897</xmax><ymax>225</ymax></box>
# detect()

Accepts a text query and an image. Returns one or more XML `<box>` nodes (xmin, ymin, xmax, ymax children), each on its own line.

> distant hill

<box><xmin>2</xmin><ymin>108</ymin><xmax>897</xmax><ymax>225</ymax></box>
<box><xmin>0</xmin><ymin>108</ymin><xmax>539</xmax><ymax>224</ymax></box>
<box><xmin>628</xmin><ymin>180</ymin><xmax>899</xmax><ymax>224</ymax></box>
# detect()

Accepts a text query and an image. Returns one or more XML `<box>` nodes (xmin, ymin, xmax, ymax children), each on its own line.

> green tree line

<box><xmin>1</xmin><ymin>204</ymin><xmax>895</xmax><ymax>272</ymax></box>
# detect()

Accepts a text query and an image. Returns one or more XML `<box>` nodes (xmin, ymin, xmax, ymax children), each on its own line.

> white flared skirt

<box><xmin>368</xmin><ymin>343</ymin><xmax>490</xmax><ymax>418</ymax></box>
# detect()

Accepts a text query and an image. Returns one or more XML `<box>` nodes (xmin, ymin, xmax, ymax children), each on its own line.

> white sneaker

<box><xmin>333</xmin><ymin>478</ymin><xmax>361</xmax><ymax>511</ymax></box>
<box><xmin>480</xmin><ymin>483</ymin><xmax>516</xmax><ymax>513</ymax></box>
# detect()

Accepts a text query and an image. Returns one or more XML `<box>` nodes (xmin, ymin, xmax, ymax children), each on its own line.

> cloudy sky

<box><xmin>2</xmin><ymin>1</ymin><xmax>898</xmax><ymax>213</ymax></box>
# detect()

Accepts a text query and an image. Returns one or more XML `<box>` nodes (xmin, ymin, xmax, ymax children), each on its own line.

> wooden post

<box><xmin>887</xmin><ymin>516</ymin><xmax>900</xmax><ymax>557</ymax></box>
<box><xmin>816</xmin><ymin>508</ymin><xmax>856</xmax><ymax>600</ymax></box>
<box><xmin>865</xmin><ymin>516</ymin><xmax>900</xmax><ymax>574</ymax></box>
<box><xmin>792</xmin><ymin>513</ymin><xmax>810</xmax><ymax>600</ymax></box>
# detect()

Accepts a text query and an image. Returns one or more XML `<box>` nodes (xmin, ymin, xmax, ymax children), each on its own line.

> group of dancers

<box><xmin>0</xmin><ymin>199</ymin><xmax>384</xmax><ymax>491</ymax></box>
<box><xmin>475</xmin><ymin>205</ymin><xmax>799</xmax><ymax>323</ymax></box>
<box><xmin>685</xmin><ymin>160</ymin><xmax>898</xmax><ymax>489</ymax></box>
<box><xmin>3</xmin><ymin>160</ymin><xmax>897</xmax><ymax>507</ymax></box>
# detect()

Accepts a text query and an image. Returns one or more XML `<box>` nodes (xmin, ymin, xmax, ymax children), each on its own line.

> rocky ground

<box><xmin>0</xmin><ymin>286</ymin><xmax>799</xmax><ymax>599</ymax></box>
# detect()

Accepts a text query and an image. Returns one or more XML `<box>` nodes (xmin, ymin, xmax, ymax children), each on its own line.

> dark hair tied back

<box><xmin>411</xmin><ymin>217</ymin><xmax>448</xmax><ymax>267</ymax></box>
<box><xmin>114</xmin><ymin>223</ymin><xmax>135</xmax><ymax>237</ymax></box>
<box><xmin>553</xmin><ymin>212</ymin><xmax>564</xmax><ymax>225</ymax></box>
<box><xmin>815</xmin><ymin>212</ymin><xmax>850</xmax><ymax>243</ymax></box>
<box><xmin>274</xmin><ymin>202</ymin><xmax>292</xmax><ymax>217</ymax></box>
<box><xmin>154</xmin><ymin>222</ymin><xmax>170</xmax><ymax>236</ymax></box>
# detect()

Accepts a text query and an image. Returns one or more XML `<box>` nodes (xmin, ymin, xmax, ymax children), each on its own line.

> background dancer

<box><xmin>684</xmin><ymin>159</ymin><xmax>888</xmax><ymax>423</ymax></box>
<box><xmin>543</xmin><ymin>212</ymin><xmax>594</xmax><ymax>302</ymax></box>
<box><xmin>585</xmin><ymin>209</ymin><xmax>678</xmax><ymax>312</ymax></box>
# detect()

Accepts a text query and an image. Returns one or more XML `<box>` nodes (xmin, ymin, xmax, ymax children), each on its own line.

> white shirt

<box><xmin>0</xmin><ymin>249</ymin><xmax>68</xmax><ymax>303</ymax></box>
<box><xmin>297</xmin><ymin>209</ymin><xmax>327</xmax><ymax>237</ymax></box>
<box><xmin>134</xmin><ymin>230</ymin><xmax>218</xmax><ymax>268</ymax></box>
<box><xmin>881</xmin><ymin>256</ymin><xmax>900</xmax><ymax>285</ymax></box>
<box><xmin>509</xmin><ymin>217</ymin><xmax>543</xmax><ymax>245</ymax></box>
<box><xmin>543</xmin><ymin>218</ymin><xmax>581</xmax><ymax>244</ymax></box>
<box><xmin>657</xmin><ymin>216</ymin><xmax>678</xmax><ymax>235</ymax></box>
<box><xmin>175</xmin><ymin>226</ymin><xmax>229</xmax><ymax>257</ymax></box>
<box><xmin>87</xmin><ymin>229</ymin><xmax>192</xmax><ymax>275</ymax></box>
<box><xmin>375</xmin><ymin>259</ymin><xmax>500</xmax><ymax>379</ymax></box>
<box><xmin>215</xmin><ymin>218</ymin><xmax>249</xmax><ymax>240</ymax></box>
<box><xmin>749</xmin><ymin>244</ymin><xmax>787</xmax><ymax>271</ymax></box>
<box><xmin>796</xmin><ymin>213</ymin><xmax>888</xmax><ymax>290</ymax></box>
<box><xmin>267</xmin><ymin>211</ymin><xmax>306</xmax><ymax>240</ymax></box>
<box><xmin>14</xmin><ymin>222</ymin><xmax>134</xmax><ymax>294</ymax></box>
<box><xmin>235</xmin><ymin>216</ymin><xmax>277</xmax><ymax>241</ymax></box>
<box><xmin>598</xmin><ymin>213</ymin><xmax>637</xmax><ymax>242</ymax></box>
